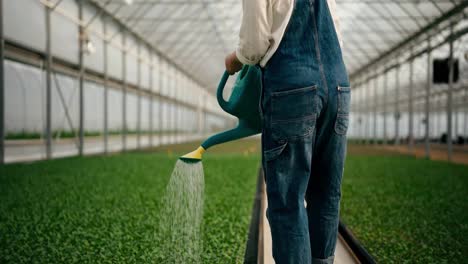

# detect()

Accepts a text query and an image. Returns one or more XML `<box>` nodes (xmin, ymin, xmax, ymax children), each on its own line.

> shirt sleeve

<box><xmin>236</xmin><ymin>0</ymin><xmax>272</xmax><ymax>65</ymax></box>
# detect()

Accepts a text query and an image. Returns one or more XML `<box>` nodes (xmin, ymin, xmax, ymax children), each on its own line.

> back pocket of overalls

<box><xmin>334</xmin><ymin>85</ymin><xmax>351</xmax><ymax>135</ymax></box>
<box><xmin>270</xmin><ymin>85</ymin><xmax>318</xmax><ymax>141</ymax></box>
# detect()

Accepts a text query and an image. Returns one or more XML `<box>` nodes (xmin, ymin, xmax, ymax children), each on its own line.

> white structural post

<box><xmin>159</xmin><ymin>60</ymin><xmax>163</xmax><ymax>146</ymax></box>
<box><xmin>360</xmin><ymin>81</ymin><xmax>365</xmax><ymax>143</ymax></box>
<box><xmin>175</xmin><ymin>72</ymin><xmax>180</xmax><ymax>143</ymax></box>
<box><xmin>383</xmin><ymin>69</ymin><xmax>388</xmax><ymax>145</ymax></box>
<box><xmin>137</xmin><ymin>45</ymin><xmax>141</xmax><ymax>150</ymax></box>
<box><xmin>122</xmin><ymin>32</ymin><xmax>127</xmax><ymax>151</ymax></box>
<box><xmin>354</xmin><ymin>81</ymin><xmax>362</xmax><ymax>143</ymax></box>
<box><xmin>425</xmin><ymin>38</ymin><xmax>432</xmax><ymax>158</ymax></box>
<box><xmin>365</xmin><ymin>77</ymin><xmax>371</xmax><ymax>145</ymax></box>
<box><xmin>171</xmin><ymin>69</ymin><xmax>176</xmax><ymax>144</ymax></box>
<box><xmin>447</xmin><ymin>23</ymin><xmax>454</xmax><ymax>162</ymax></box>
<box><xmin>78</xmin><ymin>2</ymin><xmax>85</xmax><ymax>156</ymax></box>
<box><xmin>373</xmin><ymin>73</ymin><xmax>378</xmax><ymax>144</ymax></box>
<box><xmin>0</xmin><ymin>0</ymin><xmax>4</xmax><ymax>164</ymax></box>
<box><xmin>45</xmin><ymin>5</ymin><xmax>53</xmax><ymax>159</ymax></box>
<box><xmin>408</xmin><ymin>50</ymin><xmax>414</xmax><ymax>153</ymax></box>
<box><xmin>455</xmin><ymin>100</ymin><xmax>459</xmax><ymax>142</ymax></box>
<box><xmin>149</xmin><ymin>47</ymin><xmax>154</xmax><ymax>147</ymax></box>
<box><xmin>168</xmin><ymin>68</ymin><xmax>171</xmax><ymax>144</ymax></box>
<box><xmin>464</xmin><ymin>87</ymin><xmax>467</xmax><ymax>139</ymax></box>
<box><xmin>158</xmin><ymin>57</ymin><xmax>163</xmax><ymax>146</ymax></box>
<box><xmin>363</xmin><ymin>81</ymin><xmax>366</xmax><ymax>143</ymax></box>
<box><xmin>362</xmin><ymin>81</ymin><xmax>366</xmax><ymax>144</ymax></box>
<box><xmin>103</xmin><ymin>18</ymin><xmax>109</xmax><ymax>154</ymax></box>
<box><xmin>178</xmin><ymin>75</ymin><xmax>182</xmax><ymax>142</ymax></box>
<box><xmin>357</xmin><ymin>81</ymin><xmax>362</xmax><ymax>143</ymax></box>
<box><xmin>175</xmin><ymin>72</ymin><xmax>179</xmax><ymax>143</ymax></box>
<box><xmin>436</xmin><ymin>96</ymin><xmax>441</xmax><ymax>141</ymax></box>
<box><xmin>395</xmin><ymin>63</ymin><xmax>400</xmax><ymax>145</ymax></box>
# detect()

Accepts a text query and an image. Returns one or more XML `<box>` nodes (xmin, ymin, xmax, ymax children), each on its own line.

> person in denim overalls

<box><xmin>226</xmin><ymin>0</ymin><xmax>350</xmax><ymax>263</ymax></box>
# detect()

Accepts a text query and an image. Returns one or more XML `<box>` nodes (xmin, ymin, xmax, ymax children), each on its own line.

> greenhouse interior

<box><xmin>1</xmin><ymin>0</ymin><xmax>467</xmax><ymax>263</ymax></box>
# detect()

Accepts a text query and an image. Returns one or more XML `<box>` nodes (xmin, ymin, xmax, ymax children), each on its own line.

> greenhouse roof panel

<box><xmin>90</xmin><ymin>0</ymin><xmax>463</xmax><ymax>91</ymax></box>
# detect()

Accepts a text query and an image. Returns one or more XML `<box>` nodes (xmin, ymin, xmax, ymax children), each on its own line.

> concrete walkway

<box><xmin>259</xmin><ymin>179</ymin><xmax>359</xmax><ymax>264</ymax></box>
<box><xmin>5</xmin><ymin>133</ymin><xmax>207</xmax><ymax>163</ymax></box>
<box><xmin>382</xmin><ymin>144</ymin><xmax>468</xmax><ymax>165</ymax></box>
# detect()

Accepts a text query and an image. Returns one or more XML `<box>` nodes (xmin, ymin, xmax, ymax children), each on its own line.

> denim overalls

<box><xmin>260</xmin><ymin>0</ymin><xmax>350</xmax><ymax>263</ymax></box>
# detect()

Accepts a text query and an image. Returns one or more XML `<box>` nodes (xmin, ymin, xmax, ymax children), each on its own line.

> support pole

<box><xmin>365</xmin><ymin>78</ymin><xmax>370</xmax><ymax>145</ymax></box>
<box><xmin>464</xmin><ymin>87</ymin><xmax>467</xmax><ymax>139</ymax></box>
<box><xmin>383</xmin><ymin>70</ymin><xmax>388</xmax><ymax>145</ymax></box>
<box><xmin>0</xmin><ymin>0</ymin><xmax>4</xmax><ymax>164</ymax></box>
<box><xmin>137</xmin><ymin>44</ymin><xmax>141</xmax><ymax>150</ymax></box>
<box><xmin>122</xmin><ymin>32</ymin><xmax>127</xmax><ymax>151</ymax></box>
<box><xmin>395</xmin><ymin>64</ymin><xmax>400</xmax><ymax>145</ymax></box>
<box><xmin>455</xmin><ymin>99</ymin><xmax>459</xmax><ymax>142</ymax></box>
<box><xmin>356</xmin><ymin>84</ymin><xmax>360</xmax><ymax>142</ymax></box>
<box><xmin>359</xmin><ymin>81</ymin><xmax>367</xmax><ymax>144</ymax></box>
<box><xmin>149</xmin><ymin>48</ymin><xmax>154</xmax><ymax>147</ymax></box>
<box><xmin>408</xmin><ymin>50</ymin><xmax>414</xmax><ymax>153</ymax></box>
<box><xmin>363</xmin><ymin>80</ymin><xmax>367</xmax><ymax>144</ymax></box>
<box><xmin>172</xmin><ymin>70</ymin><xmax>176</xmax><ymax>144</ymax></box>
<box><xmin>367</xmin><ymin>78</ymin><xmax>372</xmax><ymax>145</ymax></box>
<box><xmin>103</xmin><ymin>18</ymin><xmax>109</xmax><ymax>154</ymax></box>
<box><xmin>373</xmin><ymin>74</ymin><xmax>378</xmax><ymax>144</ymax></box>
<box><xmin>447</xmin><ymin>22</ymin><xmax>454</xmax><ymax>162</ymax></box>
<box><xmin>78</xmin><ymin>1</ymin><xmax>85</xmax><ymax>156</ymax></box>
<box><xmin>167</xmin><ymin>68</ymin><xmax>171</xmax><ymax>145</ymax></box>
<box><xmin>175</xmin><ymin>72</ymin><xmax>180</xmax><ymax>143</ymax></box>
<box><xmin>168</xmin><ymin>69</ymin><xmax>172</xmax><ymax>144</ymax></box>
<box><xmin>425</xmin><ymin>38</ymin><xmax>432</xmax><ymax>158</ymax></box>
<box><xmin>159</xmin><ymin>60</ymin><xmax>163</xmax><ymax>146</ymax></box>
<box><xmin>357</xmin><ymin>84</ymin><xmax>361</xmax><ymax>142</ymax></box>
<box><xmin>172</xmin><ymin>71</ymin><xmax>176</xmax><ymax>144</ymax></box>
<box><xmin>356</xmin><ymin>83</ymin><xmax>360</xmax><ymax>143</ymax></box>
<box><xmin>45</xmin><ymin>5</ymin><xmax>53</xmax><ymax>159</ymax></box>
<box><xmin>437</xmin><ymin>97</ymin><xmax>441</xmax><ymax>141</ymax></box>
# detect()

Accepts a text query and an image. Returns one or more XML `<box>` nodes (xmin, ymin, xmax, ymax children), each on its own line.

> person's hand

<box><xmin>225</xmin><ymin>51</ymin><xmax>243</xmax><ymax>75</ymax></box>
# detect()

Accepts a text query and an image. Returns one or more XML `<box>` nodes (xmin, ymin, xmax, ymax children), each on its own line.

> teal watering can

<box><xmin>180</xmin><ymin>65</ymin><xmax>262</xmax><ymax>162</ymax></box>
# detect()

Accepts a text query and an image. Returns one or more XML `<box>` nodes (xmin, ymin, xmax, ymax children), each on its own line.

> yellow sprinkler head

<box><xmin>179</xmin><ymin>146</ymin><xmax>205</xmax><ymax>163</ymax></box>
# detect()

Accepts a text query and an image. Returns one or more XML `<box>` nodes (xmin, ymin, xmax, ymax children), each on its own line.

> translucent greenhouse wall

<box><xmin>347</xmin><ymin>14</ymin><xmax>468</xmax><ymax>162</ymax></box>
<box><xmin>1</xmin><ymin>0</ymin><xmax>233</xmax><ymax>163</ymax></box>
<box><xmin>348</xmin><ymin>34</ymin><xmax>468</xmax><ymax>141</ymax></box>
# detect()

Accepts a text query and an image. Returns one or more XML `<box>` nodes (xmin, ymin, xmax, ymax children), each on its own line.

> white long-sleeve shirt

<box><xmin>236</xmin><ymin>0</ymin><xmax>342</xmax><ymax>67</ymax></box>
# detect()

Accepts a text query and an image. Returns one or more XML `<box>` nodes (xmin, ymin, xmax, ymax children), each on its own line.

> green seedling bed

<box><xmin>341</xmin><ymin>153</ymin><xmax>468</xmax><ymax>263</ymax></box>
<box><xmin>0</xmin><ymin>146</ymin><xmax>260</xmax><ymax>263</ymax></box>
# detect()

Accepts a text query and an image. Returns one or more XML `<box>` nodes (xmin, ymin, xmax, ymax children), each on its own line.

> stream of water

<box><xmin>157</xmin><ymin>160</ymin><xmax>205</xmax><ymax>263</ymax></box>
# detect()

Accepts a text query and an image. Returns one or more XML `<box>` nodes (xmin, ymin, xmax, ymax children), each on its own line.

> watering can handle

<box><xmin>216</xmin><ymin>71</ymin><xmax>230</xmax><ymax>112</ymax></box>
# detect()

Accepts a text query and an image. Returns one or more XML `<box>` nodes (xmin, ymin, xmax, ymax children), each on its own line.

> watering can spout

<box><xmin>201</xmin><ymin>119</ymin><xmax>260</xmax><ymax>150</ymax></box>
<box><xmin>179</xmin><ymin>120</ymin><xmax>260</xmax><ymax>163</ymax></box>
<box><xmin>179</xmin><ymin>146</ymin><xmax>206</xmax><ymax>163</ymax></box>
